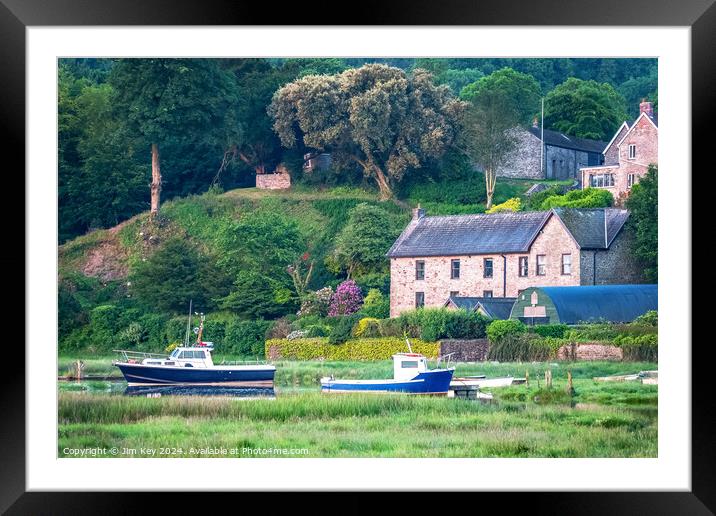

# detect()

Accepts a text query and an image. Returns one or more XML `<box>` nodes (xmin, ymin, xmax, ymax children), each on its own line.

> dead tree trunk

<box><xmin>150</xmin><ymin>143</ymin><xmax>162</xmax><ymax>216</ymax></box>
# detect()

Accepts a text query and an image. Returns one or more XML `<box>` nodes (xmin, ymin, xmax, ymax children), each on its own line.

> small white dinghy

<box><xmin>450</xmin><ymin>376</ymin><xmax>515</xmax><ymax>389</ymax></box>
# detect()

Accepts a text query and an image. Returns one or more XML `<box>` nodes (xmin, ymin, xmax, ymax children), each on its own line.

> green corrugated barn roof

<box><xmin>512</xmin><ymin>285</ymin><xmax>657</xmax><ymax>324</ymax></box>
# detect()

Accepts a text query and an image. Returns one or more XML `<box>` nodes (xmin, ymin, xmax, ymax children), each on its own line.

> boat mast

<box><xmin>184</xmin><ymin>300</ymin><xmax>193</xmax><ymax>347</ymax></box>
<box><xmin>196</xmin><ymin>313</ymin><xmax>205</xmax><ymax>345</ymax></box>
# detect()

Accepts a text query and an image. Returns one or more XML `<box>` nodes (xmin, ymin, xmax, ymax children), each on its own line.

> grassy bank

<box><xmin>58</xmin><ymin>359</ymin><xmax>657</xmax><ymax>458</ymax></box>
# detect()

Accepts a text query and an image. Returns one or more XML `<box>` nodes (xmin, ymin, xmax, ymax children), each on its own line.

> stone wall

<box><xmin>496</xmin><ymin>129</ymin><xmax>543</xmax><ymax>179</ymax></box>
<box><xmin>579</xmin><ymin>227</ymin><xmax>645</xmax><ymax>286</ymax></box>
<box><xmin>439</xmin><ymin>339</ymin><xmax>490</xmax><ymax>362</ymax></box>
<box><xmin>556</xmin><ymin>342</ymin><xmax>623</xmax><ymax>361</ymax></box>
<box><xmin>256</xmin><ymin>172</ymin><xmax>291</xmax><ymax>190</ymax></box>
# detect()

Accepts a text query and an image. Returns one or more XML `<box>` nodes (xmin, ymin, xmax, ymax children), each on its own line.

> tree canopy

<box><xmin>268</xmin><ymin>64</ymin><xmax>466</xmax><ymax>199</ymax></box>
<box><xmin>543</xmin><ymin>77</ymin><xmax>628</xmax><ymax>141</ymax></box>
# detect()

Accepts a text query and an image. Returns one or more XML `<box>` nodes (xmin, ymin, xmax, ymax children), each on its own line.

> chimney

<box><xmin>639</xmin><ymin>99</ymin><xmax>654</xmax><ymax>117</ymax></box>
<box><xmin>412</xmin><ymin>204</ymin><xmax>425</xmax><ymax>221</ymax></box>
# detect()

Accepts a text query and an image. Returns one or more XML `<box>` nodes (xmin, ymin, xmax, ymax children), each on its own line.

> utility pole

<box><xmin>540</xmin><ymin>97</ymin><xmax>545</xmax><ymax>176</ymax></box>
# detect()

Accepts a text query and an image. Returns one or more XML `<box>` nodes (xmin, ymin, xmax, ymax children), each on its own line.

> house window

<box><xmin>483</xmin><ymin>290</ymin><xmax>493</xmax><ymax>298</ymax></box>
<box><xmin>450</xmin><ymin>291</ymin><xmax>459</xmax><ymax>298</ymax></box>
<box><xmin>591</xmin><ymin>174</ymin><xmax>614</xmax><ymax>188</ymax></box>
<box><xmin>536</xmin><ymin>255</ymin><xmax>546</xmax><ymax>276</ymax></box>
<box><xmin>627</xmin><ymin>173</ymin><xmax>637</xmax><ymax>189</ymax></box>
<box><xmin>415</xmin><ymin>260</ymin><xmax>425</xmax><ymax>280</ymax></box>
<box><xmin>629</xmin><ymin>144</ymin><xmax>636</xmax><ymax>159</ymax></box>
<box><xmin>518</xmin><ymin>257</ymin><xmax>528</xmax><ymax>277</ymax></box>
<box><xmin>415</xmin><ymin>292</ymin><xmax>425</xmax><ymax>308</ymax></box>
<box><xmin>561</xmin><ymin>254</ymin><xmax>572</xmax><ymax>275</ymax></box>
<box><xmin>451</xmin><ymin>259</ymin><xmax>460</xmax><ymax>279</ymax></box>
<box><xmin>483</xmin><ymin>258</ymin><xmax>493</xmax><ymax>278</ymax></box>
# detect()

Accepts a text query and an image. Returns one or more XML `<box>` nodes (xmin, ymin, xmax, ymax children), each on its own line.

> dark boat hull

<box><xmin>115</xmin><ymin>363</ymin><xmax>275</xmax><ymax>386</ymax></box>
<box><xmin>321</xmin><ymin>368</ymin><xmax>454</xmax><ymax>394</ymax></box>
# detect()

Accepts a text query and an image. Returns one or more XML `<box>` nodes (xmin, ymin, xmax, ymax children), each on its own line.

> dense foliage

<box><xmin>626</xmin><ymin>166</ymin><xmax>658</xmax><ymax>282</ymax></box>
<box><xmin>543</xmin><ymin>78</ymin><xmax>628</xmax><ymax>140</ymax></box>
<box><xmin>539</xmin><ymin>188</ymin><xmax>614</xmax><ymax>209</ymax></box>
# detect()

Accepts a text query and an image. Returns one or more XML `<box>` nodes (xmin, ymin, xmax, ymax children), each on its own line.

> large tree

<box><xmin>544</xmin><ymin>77</ymin><xmax>628</xmax><ymax>141</ymax></box>
<box><xmin>459</xmin><ymin>68</ymin><xmax>542</xmax><ymax>209</ymax></box>
<box><xmin>268</xmin><ymin>64</ymin><xmax>466</xmax><ymax>199</ymax></box>
<box><xmin>109</xmin><ymin>59</ymin><xmax>242</xmax><ymax>215</ymax></box>
<box><xmin>626</xmin><ymin>165</ymin><xmax>658</xmax><ymax>282</ymax></box>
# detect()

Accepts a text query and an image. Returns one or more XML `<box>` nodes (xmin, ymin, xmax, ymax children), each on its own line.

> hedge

<box><xmin>487</xmin><ymin>333</ymin><xmax>563</xmax><ymax>362</ymax></box>
<box><xmin>265</xmin><ymin>337</ymin><xmax>440</xmax><ymax>361</ymax></box>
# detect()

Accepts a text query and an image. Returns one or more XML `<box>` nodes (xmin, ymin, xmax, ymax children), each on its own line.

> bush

<box><xmin>539</xmin><ymin>187</ymin><xmax>613</xmax><ymax>210</ymax></box>
<box><xmin>486</xmin><ymin>319</ymin><xmax>527</xmax><ymax>343</ymax></box>
<box><xmin>353</xmin><ymin>317</ymin><xmax>381</xmax><ymax>338</ymax></box>
<box><xmin>360</xmin><ymin>288</ymin><xmax>390</xmax><ymax>318</ymax></box>
<box><xmin>265</xmin><ymin>316</ymin><xmax>295</xmax><ymax>340</ymax></box>
<box><xmin>89</xmin><ymin>304</ymin><xmax>123</xmax><ymax>351</ymax></box>
<box><xmin>532</xmin><ymin>324</ymin><xmax>569</xmax><ymax>339</ymax></box>
<box><xmin>486</xmin><ymin>197</ymin><xmax>521</xmax><ymax>213</ymax></box>
<box><xmin>328</xmin><ymin>280</ymin><xmax>364</xmax><ymax>316</ymax></box>
<box><xmin>393</xmin><ymin>308</ymin><xmax>489</xmax><ymax>341</ymax></box>
<box><xmin>265</xmin><ymin>337</ymin><xmax>440</xmax><ymax>361</ymax></box>
<box><xmin>297</xmin><ymin>287</ymin><xmax>333</xmax><ymax>317</ymax></box>
<box><xmin>328</xmin><ymin>314</ymin><xmax>362</xmax><ymax>344</ymax></box>
<box><xmin>487</xmin><ymin>333</ymin><xmax>558</xmax><ymax>362</ymax></box>
<box><xmin>304</xmin><ymin>324</ymin><xmax>330</xmax><ymax>338</ymax></box>
<box><xmin>226</xmin><ymin>319</ymin><xmax>272</xmax><ymax>356</ymax></box>
<box><xmin>614</xmin><ymin>334</ymin><xmax>658</xmax><ymax>361</ymax></box>
<box><xmin>633</xmin><ymin>310</ymin><xmax>658</xmax><ymax>327</ymax></box>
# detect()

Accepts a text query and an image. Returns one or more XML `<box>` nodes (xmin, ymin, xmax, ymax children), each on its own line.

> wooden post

<box><xmin>525</xmin><ymin>370</ymin><xmax>529</xmax><ymax>388</ymax></box>
<box><xmin>75</xmin><ymin>359</ymin><xmax>84</xmax><ymax>381</ymax></box>
<box><xmin>566</xmin><ymin>370</ymin><xmax>575</xmax><ymax>396</ymax></box>
<box><xmin>545</xmin><ymin>369</ymin><xmax>552</xmax><ymax>388</ymax></box>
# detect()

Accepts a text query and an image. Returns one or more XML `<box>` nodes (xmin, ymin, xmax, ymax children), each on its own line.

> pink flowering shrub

<box><xmin>328</xmin><ymin>280</ymin><xmax>364</xmax><ymax>316</ymax></box>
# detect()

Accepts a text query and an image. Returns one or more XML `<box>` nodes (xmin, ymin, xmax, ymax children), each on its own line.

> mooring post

<box><xmin>566</xmin><ymin>370</ymin><xmax>575</xmax><ymax>396</ymax></box>
<box><xmin>545</xmin><ymin>369</ymin><xmax>552</xmax><ymax>388</ymax></box>
<box><xmin>525</xmin><ymin>370</ymin><xmax>529</xmax><ymax>388</ymax></box>
<box><xmin>75</xmin><ymin>359</ymin><xmax>83</xmax><ymax>381</ymax></box>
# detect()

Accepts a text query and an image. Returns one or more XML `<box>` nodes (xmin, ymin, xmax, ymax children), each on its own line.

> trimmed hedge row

<box><xmin>266</xmin><ymin>337</ymin><xmax>440</xmax><ymax>361</ymax></box>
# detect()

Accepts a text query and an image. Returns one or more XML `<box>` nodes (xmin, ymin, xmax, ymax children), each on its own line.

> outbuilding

<box><xmin>510</xmin><ymin>284</ymin><xmax>657</xmax><ymax>325</ymax></box>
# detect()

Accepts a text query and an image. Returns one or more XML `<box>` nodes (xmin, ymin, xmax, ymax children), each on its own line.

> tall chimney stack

<box><xmin>412</xmin><ymin>204</ymin><xmax>425</xmax><ymax>221</ymax></box>
<box><xmin>639</xmin><ymin>99</ymin><xmax>654</xmax><ymax>118</ymax></box>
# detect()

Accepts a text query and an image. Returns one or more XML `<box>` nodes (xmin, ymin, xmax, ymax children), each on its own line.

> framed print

<box><xmin>5</xmin><ymin>0</ymin><xmax>714</xmax><ymax>512</ymax></box>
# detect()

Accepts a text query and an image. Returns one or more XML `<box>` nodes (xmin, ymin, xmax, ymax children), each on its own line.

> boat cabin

<box><xmin>140</xmin><ymin>346</ymin><xmax>215</xmax><ymax>368</ymax></box>
<box><xmin>392</xmin><ymin>353</ymin><xmax>429</xmax><ymax>380</ymax></box>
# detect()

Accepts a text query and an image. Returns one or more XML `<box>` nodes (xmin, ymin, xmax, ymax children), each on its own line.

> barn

<box><xmin>509</xmin><ymin>285</ymin><xmax>657</xmax><ymax>325</ymax></box>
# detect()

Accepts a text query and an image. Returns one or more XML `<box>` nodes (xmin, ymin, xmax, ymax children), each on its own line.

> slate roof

<box><xmin>445</xmin><ymin>296</ymin><xmax>517</xmax><ymax>320</ymax></box>
<box><xmin>387</xmin><ymin>208</ymin><xmax>629</xmax><ymax>257</ymax></box>
<box><xmin>536</xmin><ymin>285</ymin><xmax>657</xmax><ymax>324</ymax></box>
<box><xmin>527</xmin><ymin>126</ymin><xmax>608</xmax><ymax>154</ymax></box>
<box><xmin>386</xmin><ymin>211</ymin><xmax>551</xmax><ymax>258</ymax></box>
<box><xmin>553</xmin><ymin>208</ymin><xmax>630</xmax><ymax>249</ymax></box>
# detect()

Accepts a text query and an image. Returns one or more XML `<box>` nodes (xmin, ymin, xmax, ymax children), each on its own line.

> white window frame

<box><xmin>628</xmin><ymin>144</ymin><xmax>636</xmax><ymax>159</ymax></box>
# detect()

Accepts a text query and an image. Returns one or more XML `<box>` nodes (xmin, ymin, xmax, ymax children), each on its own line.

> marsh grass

<box><xmin>58</xmin><ymin>390</ymin><xmax>656</xmax><ymax>458</ymax></box>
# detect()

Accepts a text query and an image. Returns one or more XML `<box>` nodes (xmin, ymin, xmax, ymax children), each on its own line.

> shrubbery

<box><xmin>328</xmin><ymin>314</ymin><xmax>362</xmax><ymax>344</ymax></box>
<box><xmin>393</xmin><ymin>308</ymin><xmax>489</xmax><ymax>341</ymax></box>
<box><xmin>487</xmin><ymin>332</ymin><xmax>561</xmax><ymax>362</ymax></box>
<box><xmin>265</xmin><ymin>337</ymin><xmax>440</xmax><ymax>361</ymax></box>
<box><xmin>486</xmin><ymin>319</ymin><xmax>527</xmax><ymax>342</ymax></box>
<box><xmin>539</xmin><ymin>187</ymin><xmax>613</xmax><ymax>209</ymax></box>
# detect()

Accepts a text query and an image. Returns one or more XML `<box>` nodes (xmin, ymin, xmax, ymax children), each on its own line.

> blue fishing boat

<box><xmin>113</xmin><ymin>310</ymin><xmax>275</xmax><ymax>386</ymax></box>
<box><xmin>321</xmin><ymin>347</ymin><xmax>455</xmax><ymax>395</ymax></box>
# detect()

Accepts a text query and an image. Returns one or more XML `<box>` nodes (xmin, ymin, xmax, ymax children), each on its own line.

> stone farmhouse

<box><xmin>579</xmin><ymin>100</ymin><xmax>658</xmax><ymax>204</ymax></box>
<box><xmin>386</xmin><ymin>207</ymin><xmax>643</xmax><ymax>317</ymax></box>
<box><xmin>496</xmin><ymin>124</ymin><xmax>607</xmax><ymax>181</ymax></box>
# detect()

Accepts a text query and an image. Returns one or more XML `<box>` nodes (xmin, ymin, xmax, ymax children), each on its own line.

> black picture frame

<box><xmin>5</xmin><ymin>0</ymin><xmax>712</xmax><ymax>512</ymax></box>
